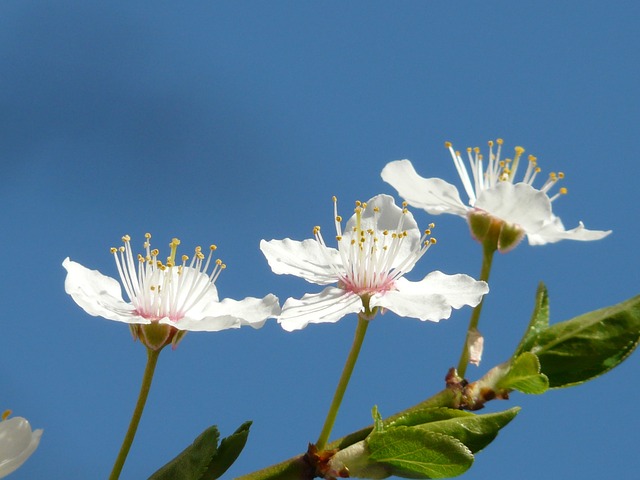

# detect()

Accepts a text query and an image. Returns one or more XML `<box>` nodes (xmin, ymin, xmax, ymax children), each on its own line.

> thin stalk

<box><xmin>315</xmin><ymin>313</ymin><xmax>371</xmax><ymax>451</ymax></box>
<box><xmin>456</xmin><ymin>240</ymin><xmax>496</xmax><ymax>378</ymax></box>
<box><xmin>109</xmin><ymin>347</ymin><xmax>161</xmax><ymax>480</ymax></box>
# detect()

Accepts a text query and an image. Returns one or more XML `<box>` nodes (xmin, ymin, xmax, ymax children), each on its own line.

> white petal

<box><xmin>164</xmin><ymin>294</ymin><xmax>281</xmax><ymax>331</ymax></box>
<box><xmin>527</xmin><ymin>218</ymin><xmax>612</xmax><ymax>245</ymax></box>
<box><xmin>260</xmin><ymin>239</ymin><xmax>339</xmax><ymax>285</ymax></box>
<box><xmin>62</xmin><ymin>258</ymin><xmax>142</xmax><ymax>324</ymax></box>
<box><xmin>343</xmin><ymin>194</ymin><xmax>422</xmax><ymax>272</ymax></box>
<box><xmin>474</xmin><ymin>182</ymin><xmax>553</xmax><ymax>234</ymax></box>
<box><xmin>370</xmin><ymin>272</ymin><xmax>488</xmax><ymax>321</ymax></box>
<box><xmin>278</xmin><ymin>287</ymin><xmax>362</xmax><ymax>331</ymax></box>
<box><xmin>381</xmin><ymin>160</ymin><xmax>468</xmax><ymax>216</ymax></box>
<box><xmin>0</xmin><ymin>417</ymin><xmax>42</xmax><ymax>478</ymax></box>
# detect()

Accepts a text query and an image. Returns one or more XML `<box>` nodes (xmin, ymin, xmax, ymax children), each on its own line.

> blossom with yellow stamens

<box><xmin>63</xmin><ymin>234</ymin><xmax>280</xmax><ymax>350</ymax></box>
<box><xmin>260</xmin><ymin>194</ymin><xmax>488</xmax><ymax>331</ymax></box>
<box><xmin>381</xmin><ymin>139</ymin><xmax>610</xmax><ymax>251</ymax></box>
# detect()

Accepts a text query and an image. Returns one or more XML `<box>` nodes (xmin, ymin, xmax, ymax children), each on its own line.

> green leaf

<box><xmin>497</xmin><ymin>353</ymin><xmax>549</xmax><ymax>394</ymax></box>
<box><xmin>414</xmin><ymin>408</ymin><xmax>519</xmax><ymax>454</ymax></box>
<box><xmin>531</xmin><ymin>295</ymin><xmax>640</xmax><ymax>388</ymax></box>
<box><xmin>148</xmin><ymin>425</ymin><xmax>220</xmax><ymax>480</ymax></box>
<box><xmin>385</xmin><ymin>407</ymin><xmax>474</xmax><ymax>430</ymax></box>
<box><xmin>368</xmin><ymin>427</ymin><xmax>473</xmax><ymax>479</ymax></box>
<box><xmin>203</xmin><ymin>421</ymin><xmax>252</xmax><ymax>479</ymax></box>
<box><xmin>514</xmin><ymin>283</ymin><xmax>550</xmax><ymax>357</ymax></box>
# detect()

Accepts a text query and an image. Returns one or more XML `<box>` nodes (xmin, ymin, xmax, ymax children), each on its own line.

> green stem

<box><xmin>456</xmin><ymin>240</ymin><xmax>496</xmax><ymax>378</ymax></box>
<box><xmin>109</xmin><ymin>347</ymin><xmax>161</xmax><ymax>480</ymax></box>
<box><xmin>315</xmin><ymin>313</ymin><xmax>371</xmax><ymax>451</ymax></box>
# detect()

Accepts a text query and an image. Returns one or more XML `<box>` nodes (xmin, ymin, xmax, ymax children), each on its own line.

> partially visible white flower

<box><xmin>0</xmin><ymin>412</ymin><xmax>42</xmax><ymax>478</ymax></box>
<box><xmin>261</xmin><ymin>194</ymin><xmax>488</xmax><ymax>331</ymax></box>
<box><xmin>64</xmin><ymin>234</ymin><xmax>280</xmax><ymax>349</ymax></box>
<box><xmin>381</xmin><ymin>139</ymin><xmax>611</xmax><ymax>250</ymax></box>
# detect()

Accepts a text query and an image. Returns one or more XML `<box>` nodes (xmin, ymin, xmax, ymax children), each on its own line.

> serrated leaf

<box><xmin>413</xmin><ymin>408</ymin><xmax>519</xmax><ymax>454</ymax></box>
<box><xmin>148</xmin><ymin>426</ymin><xmax>219</xmax><ymax>480</ymax></box>
<box><xmin>497</xmin><ymin>352</ymin><xmax>549</xmax><ymax>394</ymax></box>
<box><xmin>203</xmin><ymin>421</ymin><xmax>252</xmax><ymax>479</ymax></box>
<box><xmin>531</xmin><ymin>295</ymin><xmax>640</xmax><ymax>388</ymax></box>
<box><xmin>514</xmin><ymin>283</ymin><xmax>550</xmax><ymax>356</ymax></box>
<box><xmin>368</xmin><ymin>427</ymin><xmax>473</xmax><ymax>479</ymax></box>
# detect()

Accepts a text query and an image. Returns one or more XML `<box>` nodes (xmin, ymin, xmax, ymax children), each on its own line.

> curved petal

<box><xmin>474</xmin><ymin>182</ymin><xmax>552</xmax><ymax>234</ymax></box>
<box><xmin>260</xmin><ymin>239</ymin><xmax>339</xmax><ymax>285</ymax></box>
<box><xmin>343</xmin><ymin>194</ymin><xmax>422</xmax><ymax>272</ymax></box>
<box><xmin>381</xmin><ymin>160</ymin><xmax>468</xmax><ymax>216</ymax></box>
<box><xmin>62</xmin><ymin>258</ymin><xmax>141</xmax><ymax>324</ymax></box>
<box><xmin>0</xmin><ymin>417</ymin><xmax>42</xmax><ymax>477</ymax></box>
<box><xmin>527</xmin><ymin>218</ymin><xmax>612</xmax><ymax>245</ymax></box>
<box><xmin>165</xmin><ymin>294</ymin><xmax>281</xmax><ymax>331</ymax></box>
<box><xmin>371</xmin><ymin>272</ymin><xmax>488</xmax><ymax>321</ymax></box>
<box><xmin>278</xmin><ymin>287</ymin><xmax>362</xmax><ymax>331</ymax></box>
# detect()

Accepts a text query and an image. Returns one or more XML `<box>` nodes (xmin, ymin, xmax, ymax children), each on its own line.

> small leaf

<box><xmin>514</xmin><ymin>283</ymin><xmax>550</xmax><ymax>357</ymax></box>
<box><xmin>372</xmin><ymin>406</ymin><xmax>384</xmax><ymax>433</ymax></box>
<box><xmin>497</xmin><ymin>353</ymin><xmax>549</xmax><ymax>394</ymax></box>
<box><xmin>203</xmin><ymin>421</ymin><xmax>252</xmax><ymax>479</ymax></box>
<box><xmin>531</xmin><ymin>295</ymin><xmax>640</xmax><ymax>388</ymax></box>
<box><xmin>368</xmin><ymin>428</ymin><xmax>473</xmax><ymax>479</ymax></box>
<box><xmin>413</xmin><ymin>408</ymin><xmax>519</xmax><ymax>454</ymax></box>
<box><xmin>386</xmin><ymin>407</ymin><xmax>474</xmax><ymax>430</ymax></box>
<box><xmin>148</xmin><ymin>426</ymin><xmax>219</xmax><ymax>480</ymax></box>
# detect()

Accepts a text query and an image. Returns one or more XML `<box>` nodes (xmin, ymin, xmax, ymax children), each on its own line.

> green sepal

<box><xmin>497</xmin><ymin>352</ymin><xmax>549</xmax><ymax>394</ymax></box>
<box><xmin>514</xmin><ymin>282</ymin><xmax>550</xmax><ymax>357</ymax></box>
<box><xmin>148</xmin><ymin>422</ymin><xmax>251</xmax><ymax>480</ymax></box>
<box><xmin>530</xmin><ymin>294</ymin><xmax>640</xmax><ymax>388</ymax></box>
<box><xmin>368</xmin><ymin>427</ymin><xmax>473</xmax><ymax>479</ymax></box>
<box><xmin>386</xmin><ymin>407</ymin><xmax>519</xmax><ymax>454</ymax></box>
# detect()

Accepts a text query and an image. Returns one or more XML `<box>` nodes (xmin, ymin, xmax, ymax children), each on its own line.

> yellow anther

<box><xmin>150</xmin><ymin>285</ymin><xmax>156</xmax><ymax>291</ymax></box>
<box><xmin>336</xmin><ymin>235</ymin><xmax>342</xmax><ymax>241</ymax></box>
<box><xmin>559</xmin><ymin>187</ymin><xmax>568</xmax><ymax>194</ymax></box>
<box><xmin>332</xmin><ymin>196</ymin><xmax>337</xmax><ymax>202</ymax></box>
<box><xmin>216</xmin><ymin>259</ymin><xmax>222</xmax><ymax>265</ymax></box>
<box><xmin>488</xmin><ymin>140</ymin><xmax>494</xmax><ymax>147</ymax></box>
<box><xmin>138</xmin><ymin>254</ymin><xmax>144</xmax><ymax>262</ymax></box>
<box><xmin>474</xmin><ymin>147</ymin><xmax>480</xmax><ymax>153</ymax></box>
<box><xmin>496</xmin><ymin>138</ymin><xmax>504</xmax><ymax>145</ymax></box>
<box><xmin>351</xmin><ymin>239</ymin><xmax>356</xmax><ymax>245</ymax></box>
<box><xmin>425</xmin><ymin>229</ymin><xmax>431</xmax><ymax>235</ymax></box>
<box><xmin>558</xmin><ymin>172</ymin><xmax>565</xmax><ymax>179</ymax></box>
<box><xmin>362</xmin><ymin>202</ymin><xmax>367</xmax><ymax>209</ymax></box>
<box><xmin>383</xmin><ymin>230</ymin><xmax>389</xmax><ymax>235</ymax></box>
<box><xmin>336</xmin><ymin>215</ymin><xmax>342</xmax><ymax>222</ymax></box>
<box><xmin>514</xmin><ymin>146</ymin><xmax>525</xmax><ymax>156</ymax></box>
<box><xmin>122</xmin><ymin>235</ymin><xmax>131</xmax><ymax>242</ymax></box>
<box><xmin>430</xmin><ymin>238</ymin><xmax>437</xmax><ymax>244</ymax></box>
<box><xmin>355</xmin><ymin>200</ymin><xmax>362</xmax><ymax>207</ymax></box>
<box><xmin>373</xmin><ymin>207</ymin><xmax>380</xmax><ymax>213</ymax></box>
<box><xmin>455</xmin><ymin>150</ymin><xmax>461</xmax><ymax>156</ymax></box>
<box><xmin>549</xmin><ymin>172</ymin><xmax>557</xmax><ymax>180</ymax></box>
<box><xmin>110</xmin><ymin>247</ymin><xmax>117</xmax><ymax>254</ymax></box>
<box><xmin>221</xmin><ymin>264</ymin><xmax>227</xmax><ymax>269</ymax></box>
<box><xmin>195</xmin><ymin>246</ymin><xmax>202</xmax><ymax>253</ymax></box>
<box><xmin>444</xmin><ymin>141</ymin><xmax>452</xmax><ymax>148</ymax></box>
<box><xmin>145</xmin><ymin>233</ymin><xmax>151</xmax><ymax>239</ymax></box>
<box><xmin>313</xmin><ymin>226</ymin><xmax>321</xmax><ymax>234</ymax></box>
<box><xmin>119</xmin><ymin>246</ymin><xmax>125</xmax><ymax>253</ymax></box>
<box><xmin>402</xmin><ymin>201</ymin><xmax>408</xmax><ymax>207</ymax></box>
<box><xmin>429</xmin><ymin>223</ymin><xmax>435</xmax><ymax>228</ymax></box>
<box><xmin>467</xmin><ymin>147</ymin><xmax>472</xmax><ymax>153</ymax></box>
<box><xmin>535</xmin><ymin>166</ymin><xmax>541</xmax><ymax>173</ymax></box>
<box><xmin>196</xmin><ymin>252</ymin><xmax>205</xmax><ymax>260</ymax></box>
<box><xmin>151</xmin><ymin>249</ymin><xmax>159</xmax><ymax>256</ymax></box>
<box><xmin>2</xmin><ymin>410</ymin><xmax>11</xmax><ymax>420</ymax></box>
<box><xmin>182</xmin><ymin>254</ymin><xmax>189</xmax><ymax>262</ymax></box>
<box><xmin>210</xmin><ymin>245</ymin><xmax>217</xmax><ymax>251</ymax></box>
<box><xmin>402</xmin><ymin>208</ymin><xmax>408</xmax><ymax>214</ymax></box>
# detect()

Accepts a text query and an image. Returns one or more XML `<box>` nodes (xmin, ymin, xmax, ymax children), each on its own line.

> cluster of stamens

<box><xmin>110</xmin><ymin>233</ymin><xmax>225</xmax><ymax>321</ymax></box>
<box><xmin>313</xmin><ymin>197</ymin><xmax>436</xmax><ymax>296</ymax></box>
<box><xmin>445</xmin><ymin>139</ymin><xmax>568</xmax><ymax>204</ymax></box>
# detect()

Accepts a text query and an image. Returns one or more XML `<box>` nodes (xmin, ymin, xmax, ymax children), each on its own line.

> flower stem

<box><xmin>109</xmin><ymin>347</ymin><xmax>161</xmax><ymax>480</ymax></box>
<box><xmin>456</xmin><ymin>241</ymin><xmax>496</xmax><ymax>378</ymax></box>
<box><xmin>315</xmin><ymin>313</ymin><xmax>371</xmax><ymax>451</ymax></box>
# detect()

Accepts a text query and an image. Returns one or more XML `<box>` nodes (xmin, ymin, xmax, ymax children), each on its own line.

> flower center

<box><xmin>110</xmin><ymin>233</ymin><xmax>226</xmax><ymax>322</ymax></box>
<box><xmin>313</xmin><ymin>197</ymin><xmax>436</xmax><ymax>296</ymax></box>
<box><xmin>445</xmin><ymin>139</ymin><xmax>568</xmax><ymax>205</ymax></box>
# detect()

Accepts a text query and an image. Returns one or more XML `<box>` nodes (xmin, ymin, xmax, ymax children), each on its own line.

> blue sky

<box><xmin>2</xmin><ymin>1</ymin><xmax>639</xmax><ymax>479</ymax></box>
